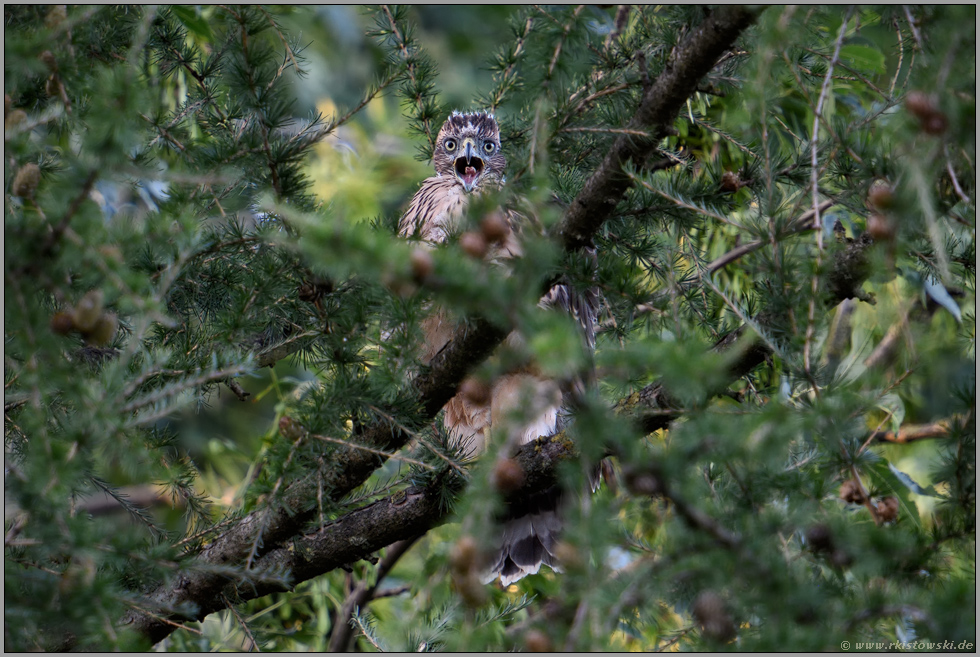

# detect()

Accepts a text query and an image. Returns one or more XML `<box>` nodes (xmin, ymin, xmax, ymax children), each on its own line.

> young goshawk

<box><xmin>399</xmin><ymin>110</ymin><xmax>598</xmax><ymax>586</ymax></box>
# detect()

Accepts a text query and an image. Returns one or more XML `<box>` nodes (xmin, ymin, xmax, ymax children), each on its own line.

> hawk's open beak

<box><xmin>454</xmin><ymin>139</ymin><xmax>484</xmax><ymax>192</ymax></box>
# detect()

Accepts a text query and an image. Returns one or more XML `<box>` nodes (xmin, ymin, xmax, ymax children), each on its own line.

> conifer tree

<box><xmin>4</xmin><ymin>5</ymin><xmax>975</xmax><ymax>651</ymax></box>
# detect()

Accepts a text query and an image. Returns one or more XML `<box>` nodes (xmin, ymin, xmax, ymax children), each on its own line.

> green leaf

<box><xmin>864</xmin><ymin>459</ymin><xmax>923</xmax><ymax>528</ymax></box>
<box><xmin>887</xmin><ymin>462</ymin><xmax>941</xmax><ymax>498</ymax></box>
<box><xmin>839</xmin><ymin>44</ymin><xmax>886</xmax><ymax>76</ymax></box>
<box><xmin>171</xmin><ymin>6</ymin><xmax>214</xmax><ymax>41</ymax></box>
<box><xmin>924</xmin><ymin>275</ymin><xmax>962</xmax><ymax>323</ymax></box>
<box><xmin>875</xmin><ymin>393</ymin><xmax>905</xmax><ymax>433</ymax></box>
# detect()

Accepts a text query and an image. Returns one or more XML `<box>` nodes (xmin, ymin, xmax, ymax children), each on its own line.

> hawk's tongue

<box><xmin>463</xmin><ymin>166</ymin><xmax>478</xmax><ymax>186</ymax></box>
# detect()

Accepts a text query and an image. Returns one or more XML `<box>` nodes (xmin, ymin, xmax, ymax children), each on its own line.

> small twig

<box><xmin>141</xmin><ymin>113</ymin><xmax>186</xmax><ymax>151</ymax></box>
<box><xmin>316</xmin><ymin>66</ymin><xmax>401</xmax><ymax>143</ymax></box>
<box><xmin>863</xmin><ymin>321</ymin><xmax>907</xmax><ymax>370</ymax></box>
<box><xmin>6</xmin><ymin>555</ymin><xmax>62</xmax><ymax>576</ymax></box>
<box><xmin>803</xmin><ymin>10</ymin><xmax>850</xmax><ymax>387</ymax></box>
<box><xmin>546</xmin><ymin>5</ymin><xmax>583</xmax><ymax>80</ymax></box>
<box><xmin>259</xmin><ymin>6</ymin><xmax>303</xmax><ymax>78</ymax></box>
<box><xmin>858</xmin><ymin>409</ymin><xmax>896</xmax><ymax>456</ymax></box>
<box><xmin>4</xmin><ymin>514</ymin><xmax>28</xmax><ymax>547</ymax></box>
<box><xmin>146</xmin><ymin>100</ymin><xmax>207</xmax><ymax>149</ymax></box>
<box><xmin>803</xmin><ymin>47</ymin><xmax>889</xmax><ymax>101</ymax></box>
<box><xmin>312</xmin><ymin>433</ymin><xmax>436</xmax><ymax>472</ymax></box>
<box><xmin>351</xmin><ymin>613</ymin><xmax>382</xmax><ymax>651</ymax></box>
<box><xmin>563</xmin><ymin>599</ymin><xmax>590</xmax><ymax>651</ymax></box>
<box><xmin>221</xmin><ymin>594</ymin><xmax>260</xmax><ymax>651</ymax></box>
<box><xmin>770</xmin><ymin>112</ymin><xmax>805</xmax><ymax>144</ymax></box>
<box><xmin>779</xmin><ymin>51</ymin><xmax>864</xmax><ymax>165</ymax></box>
<box><xmin>707</xmin><ymin>199</ymin><xmax>835</xmax><ymax>273</ymax></box>
<box><xmin>910</xmin><ymin>164</ymin><xmax>953</xmax><ymax>284</ymax></box>
<box><xmin>225</xmin><ymin>379</ymin><xmax>251</xmax><ymax>401</ymax></box>
<box><xmin>849</xmin><ymin>464</ymin><xmax>880</xmax><ymax>526</ymax></box>
<box><xmin>655</xmin><ymin>628</ymin><xmax>693</xmax><ymax>652</ymax></box>
<box><xmin>663</xmin><ymin>479</ymin><xmax>741</xmax><ymax>550</ymax></box>
<box><xmin>530</xmin><ymin>5</ymin><xmax>584</xmax><ymax>174</ymax></box>
<box><xmin>699</xmin><ymin>273</ymin><xmax>787</xmax><ymax>362</ymax></box>
<box><xmin>120</xmin><ymin>364</ymin><xmax>251</xmax><ymax>414</ymax></box>
<box><xmin>944</xmin><ymin>145</ymin><xmax>971</xmax><ymax>204</ymax></box>
<box><xmin>3</xmin><ymin>104</ymin><xmax>65</xmax><ymax>140</ymax></box>
<box><xmin>488</xmin><ymin>13</ymin><xmax>534</xmax><ymax>112</ymax></box>
<box><xmin>626</xmin><ymin>171</ymin><xmax>736</xmax><ymax>226</ymax></box>
<box><xmin>569</xmin><ymin>82</ymin><xmax>631</xmax><ymax>116</ymax></box>
<box><xmin>889</xmin><ymin>21</ymin><xmax>905</xmax><ymax>98</ymax></box>
<box><xmin>4</xmin><ymin>397</ymin><xmax>28</xmax><ymax>414</ymax></box>
<box><xmin>559</xmin><ymin>126</ymin><xmax>654</xmax><ymax>137</ymax></box>
<box><xmin>694</xmin><ymin>117</ymin><xmax>756</xmax><ymax>156</ymax></box>
<box><xmin>126</xmin><ymin>604</ymin><xmax>203</xmax><ymax>635</ymax></box>
<box><xmin>366</xmin><ymin>404</ymin><xmax>468</xmax><ymax>475</ymax></box>
<box><xmin>902</xmin><ymin>5</ymin><xmax>923</xmax><ymax>49</ymax></box>
<box><xmin>373</xmin><ymin>585</ymin><xmax>411</xmax><ymax>599</ymax></box>
<box><xmin>380</xmin><ymin>5</ymin><xmax>436</xmax><ymax>153</ymax></box>
<box><xmin>174</xmin><ymin>515</ymin><xmax>242</xmax><ymax>549</ymax></box>
<box><xmin>256</xmin><ymin>330</ymin><xmax>320</xmax><ymax>368</ymax></box>
<box><xmin>327</xmin><ymin>536</ymin><xmax>420</xmax><ymax>651</ymax></box>
<box><xmin>603</xmin><ymin>5</ymin><xmax>630</xmax><ymax>53</ymax></box>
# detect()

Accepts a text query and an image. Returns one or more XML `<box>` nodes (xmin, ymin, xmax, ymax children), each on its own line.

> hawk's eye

<box><xmin>444</xmin><ymin>139</ymin><xmax>457</xmax><ymax>152</ymax></box>
<box><xmin>483</xmin><ymin>142</ymin><xmax>496</xmax><ymax>154</ymax></box>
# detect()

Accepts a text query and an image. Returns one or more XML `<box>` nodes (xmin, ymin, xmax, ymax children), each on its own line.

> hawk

<box><xmin>399</xmin><ymin>110</ymin><xmax>598</xmax><ymax>586</ymax></box>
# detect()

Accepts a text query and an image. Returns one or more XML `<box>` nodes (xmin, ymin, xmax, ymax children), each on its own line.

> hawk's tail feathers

<box><xmin>481</xmin><ymin>486</ymin><xmax>563</xmax><ymax>586</ymax></box>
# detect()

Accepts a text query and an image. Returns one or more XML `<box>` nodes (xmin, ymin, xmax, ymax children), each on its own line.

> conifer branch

<box><xmin>257</xmin><ymin>6</ymin><xmax>304</xmax><ymax>81</ymax></box>
<box><xmin>122</xmin><ymin>316</ymin><xmax>506</xmax><ymax>644</ymax></box>
<box><xmin>317</xmin><ymin>66</ymin><xmax>401</xmax><ymax>141</ymax></box>
<box><xmin>87</xmin><ymin>478</ymin><xmax>168</xmax><ymax>538</ymax></box>
<box><xmin>327</xmin><ymin>536</ymin><xmax>421</xmax><ymax>651</ymax></box>
<box><xmin>603</xmin><ymin>5</ymin><xmax>631</xmax><ymax>53</ymax></box>
<box><xmin>127</xmin><ymin>483</ymin><xmax>447</xmax><ymax>645</ymax></box>
<box><xmin>706</xmin><ymin>200</ymin><xmax>835</xmax><ymax>273</ymax></box>
<box><xmin>557</xmin><ymin>5</ymin><xmax>763</xmax><ymax>251</ymax></box>
<box><xmin>378</xmin><ymin>5</ymin><xmax>439</xmax><ymax>157</ymax></box>
<box><xmin>486</xmin><ymin>12</ymin><xmax>535</xmax><ymax>112</ymax></box>
<box><xmin>14</xmin><ymin>170</ymin><xmax>98</xmax><ymax>278</ymax></box>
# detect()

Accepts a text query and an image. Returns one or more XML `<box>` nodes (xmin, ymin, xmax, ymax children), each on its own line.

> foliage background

<box><xmin>3</xmin><ymin>4</ymin><xmax>975</xmax><ymax>652</ymax></box>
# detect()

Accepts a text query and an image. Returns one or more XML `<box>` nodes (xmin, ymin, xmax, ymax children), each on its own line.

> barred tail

<box><xmin>482</xmin><ymin>486</ymin><xmax>563</xmax><ymax>586</ymax></box>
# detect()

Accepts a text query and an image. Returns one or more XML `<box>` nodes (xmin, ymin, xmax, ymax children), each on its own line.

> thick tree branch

<box><xmin>122</xmin><ymin>317</ymin><xmax>505</xmax><ymax>645</ymax></box>
<box><xmin>130</xmin><ymin>483</ymin><xmax>448</xmax><ymax>646</ymax></box>
<box><xmin>870</xmin><ymin>415</ymin><xmax>967</xmax><ymax>445</ymax></box>
<box><xmin>557</xmin><ymin>5</ymin><xmax>762</xmax><ymax>251</ymax></box>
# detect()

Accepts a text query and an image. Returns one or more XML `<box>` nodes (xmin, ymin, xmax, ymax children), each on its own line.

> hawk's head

<box><xmin>433</xmin><ymin>111</ymin><xmax>505</xmax><ymax>192</ymax></box>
